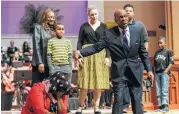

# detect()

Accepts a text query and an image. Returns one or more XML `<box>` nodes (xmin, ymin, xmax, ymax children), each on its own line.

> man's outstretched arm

<box><xmin>74</xmin><ymin>37</ymin><xmax>108</xmax><ymax>60</ymax></box>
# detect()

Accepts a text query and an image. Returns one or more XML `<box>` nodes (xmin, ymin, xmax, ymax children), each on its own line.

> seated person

<box><xmin>1</xmin><ymin>67</ymin><xmax>16</xmax><ymax>92</ymax></box>
<box><xmin>12</xmin><ymin>50</ymin><xmax>25</xmax><ymax>63</ymax></box>
<box><xmin>18</xmin><ymin>49</ymin><xmax>25</xmax><ymax>62</ymax></box>
<box><xmin>21</xmin><ymin>71</ymin><xmax>71</xmax><ymax>114</ymax></box>
<box><xmin>12</xmin><ymin>51</ymin><xmax>20</xmax><ymax>62</ymax></box>
<box><xmin>1</xmin><ymin>46</ymin><xmax>10</xmax><ymax>65</ymax></box>
<box><xmin>22</xmin><ymin>41</ymin><xmax>31</xmax><ymax>63</ymax></box>
<box><xmin>7</xmin><ymin>40</ymin><xmax>18</xmax><ymax>65</ymax></box>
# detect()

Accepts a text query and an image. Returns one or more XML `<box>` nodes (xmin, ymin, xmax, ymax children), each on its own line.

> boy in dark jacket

<box><xmin>154</xmin><ymin>36</ymin><xmax>174</xmax><ymax>112</ymax></box>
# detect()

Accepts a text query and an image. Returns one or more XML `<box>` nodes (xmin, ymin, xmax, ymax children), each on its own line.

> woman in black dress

<box><xmin>76</xmin><ymin>6</ymin><xmax>110</xmax><ymax>114</ymax></box>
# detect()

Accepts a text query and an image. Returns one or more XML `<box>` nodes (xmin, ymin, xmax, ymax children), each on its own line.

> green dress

<box><xmin>77</xmin><ymin>22</ymin><xmax>110</xmax><ymax>89</ymax></box>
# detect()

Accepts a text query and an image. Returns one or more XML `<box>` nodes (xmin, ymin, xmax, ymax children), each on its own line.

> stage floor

<box><xmin>1</xmin><ymin>109</ymin><xmax>179</xmax><ymax>114</ymax></box>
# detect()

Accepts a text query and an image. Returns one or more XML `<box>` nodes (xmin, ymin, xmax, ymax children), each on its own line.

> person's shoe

<box><xmin>94</xmin><ymin>107</ymin><xmax>101</xmax><ymax>114</ymax></box>
<box><xmin>75</xmin><ymin>110</ymin><xmax>82</xmax><ymax>114</ymax></box>
<box><xmin>75</xmin><ymin>107</ymin><xmax>83</xmax><ymax>114</ymax></box>
<box><xmin>123</xmin><ymin>108</ymin><xmax>128</xmax><ymax>113</ymax></box>
<box><xmin>123</xmin><ymin>110</ymin><xmax>127</xmax><ymax>113</ymax></box>
<box><xmin>94</xmin><ymin>111</ymin><xmax>101</xmax><ymax>114</ymax></box>
<box><xmin>67</xmin><ymin>109</ymin><xmax>71</xmax><ymax>113</ymax></box>
<box><xmin>143</xmin><ymin>110</ymin><xmax>147</xmax><ymax>113</ymax></box>
<box><xmin>75</xmin><ymin>112</ymin><xmax>81</xmax><ymax>114</ymax></box>
<box><xmin>155</xmin><ymin>106</ymin><xmax>163</xmax><ymax>112</ymax></box>
<box><xmin>161</xmin><ymin>105</ymin><xmax>169</xmax><ymax>113</ymax></box>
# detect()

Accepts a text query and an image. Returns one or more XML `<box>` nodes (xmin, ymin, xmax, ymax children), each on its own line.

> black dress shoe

<box><xmin>75</xmin><ymin>111</ymin><xmax>82</xmax><ymax>114</ymax></box>
<box><xmin>143</xmin><ymin>110</ymin><xmax>147</xmax><ymax>113</ymax></box>
<box><xmin>94</xmin><ymin>111</ymin><xmax>101</xmax><ymax>114</ymax></box>
<box><xmin>123</xmin><ymin>110</ymin><xmax>127</xmax><ymax>113</ymax></box>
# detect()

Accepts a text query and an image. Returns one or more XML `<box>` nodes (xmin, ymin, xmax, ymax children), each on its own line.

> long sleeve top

<box><xmin>21</xmin><ymin>83</ymin><xmax>68</xmax><ymax>114</ymax></box>
<box><xmin>77</xmin><ymin>22</ymin><xmax>110</xmax><ymax>57</ymax></box>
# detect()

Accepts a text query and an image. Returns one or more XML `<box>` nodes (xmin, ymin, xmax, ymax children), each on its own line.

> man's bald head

<box><xmin>114</xmin><ymin>9</ymin><xmax>129</xmax><ymax>29</ymax></box>
<box><xmin>114</xmin><ymin>9</ymin><xmax>126</xmax><ymax>18</ymax></box>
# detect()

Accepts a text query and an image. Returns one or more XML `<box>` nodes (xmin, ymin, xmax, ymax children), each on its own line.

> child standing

<box><xmin>47</xmin><ymin>23</ymin><xmax>72</xmax><ymax>114</ymax></box>
<box><xmin>154</xmin><ymin>36</ymin><xmax>174</xmax><ymax>112</ymax></box>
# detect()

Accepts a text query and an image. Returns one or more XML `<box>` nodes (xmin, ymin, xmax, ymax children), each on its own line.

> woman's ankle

<box><xmin>94</xmin><ymin>106</ymin><xmax>100</xmax><ymax>112</ymax></box>
<box><xmin>77</xmin><ymin>105</ymin><xmax>83</xmax><ymax>112</ymax></box>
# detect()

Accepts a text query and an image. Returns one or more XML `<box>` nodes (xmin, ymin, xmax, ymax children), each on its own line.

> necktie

<box><xmin>122</xmin><ymin>30</ymin><xmax>129</xmax><ymax>50</ymax></box>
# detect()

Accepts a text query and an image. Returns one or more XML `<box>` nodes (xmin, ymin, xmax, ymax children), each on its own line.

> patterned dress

<box><xmin>77</xmin><ymin>22</ymin><xmax>110</xmax><ymax>89</ymax></box>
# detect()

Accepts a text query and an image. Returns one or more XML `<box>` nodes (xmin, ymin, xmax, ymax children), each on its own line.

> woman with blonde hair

<box><xmin>32</xmin><ymin>8</ymin><xmax>57</xmax><ymax>84</ymax></box>
<box><xmin>76</xmin><ymin>6</ymin><xmax>110</xmax><ymax>114</ymax></box>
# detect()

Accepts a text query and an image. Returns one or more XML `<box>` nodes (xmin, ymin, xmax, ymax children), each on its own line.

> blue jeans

<box><xmin>155</xmin><ymin>73</ymin><xmax>169</xmax><ymax>106</ymax></box>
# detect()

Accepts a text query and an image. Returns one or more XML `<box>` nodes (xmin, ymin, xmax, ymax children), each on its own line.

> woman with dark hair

<box><xmin>22</xmin><ymin>41</ymin><xmax>31</xmax><ymax>55</ymax></box>
<box><xmin>32</xmin><ymin>8</ymin><xmax>57</xmax><ymax>84</ymax></box>
<box><xmin>21</xmin><ymin>71</ymin><xmax>71</xmax><ymax>114</ymax></box>
<box><xmin>22</xmin><ymin>41</ymin><xmax>31</xmax><ymax>62</ymax></box>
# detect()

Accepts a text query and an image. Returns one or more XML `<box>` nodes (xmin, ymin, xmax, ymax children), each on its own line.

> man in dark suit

<box><xmin>74</xmin><ymin>9</ymin><xmax>154</xmax><ymax>114</ymax></box>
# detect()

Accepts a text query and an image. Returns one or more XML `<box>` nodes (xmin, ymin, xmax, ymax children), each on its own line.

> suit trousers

<box><xmin>112</xmin><ymin>67</ymin><xmax>143</xmax><ymax>114</ymax></box>
<box><xmin>122</xmin><ymin>62</ymin><xmax>144</xmax><ymax>109</ymax></box>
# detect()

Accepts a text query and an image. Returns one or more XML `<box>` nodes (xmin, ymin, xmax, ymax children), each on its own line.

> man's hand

<box><xmin>104</xmin><ymin>58</ymin><xmax>110</xmax><ymax>66</ymax></box>
<box><xmin>109</xmin><ymin>81</ymin><xmax>113</xmax><ymax>87</ymax></box>
<box><xmin>71</xmin><ymin>83</ymin><xmax>78</xmax><ymax>88</ymax></box>
<box><xmin>148</xmin><ymin>71</ymin><xmax>154</xmax><ymax>86</ymax></box>
<box><xmin>164</xmin><ymin>70</ymin><xmax>168</xmax><ymax>74</ymax></box>
<box><xmin>38</xmin><ymin>63</ymin><xmax>44</xmax><ymax>73</ymax></box>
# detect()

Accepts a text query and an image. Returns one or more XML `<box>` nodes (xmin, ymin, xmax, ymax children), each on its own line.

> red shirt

<box><xmin>21</xmin><ymin>83</ymin><xmax>68</xmax><ymax>114</ymax></box>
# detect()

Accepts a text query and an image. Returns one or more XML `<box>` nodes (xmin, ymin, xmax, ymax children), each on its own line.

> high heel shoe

<box><xmin>94</xmin><ymin>107</ymin><xmax>101</xmax><ymax>114</ymax></box>
<box><xmin>75</xmin><ymin>106</ymin><xmax>83</xmax><ymax>114</ymax></box>
<box><xmin>76</xmin><ymin>111</ymin><xmax>82</xmax><ymax>114</ymax></box>
<box><xmin>94</xmin><ymin>111</ymin><xmax>101</xmax><ymax>114</ymax></box>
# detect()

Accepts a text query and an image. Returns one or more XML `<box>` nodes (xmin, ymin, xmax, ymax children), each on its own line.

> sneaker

<box><xmin>162</xmin><ymin>105</ymin><xmax>169</xmax><ymax>113</ymax></box>
<box><xmin>155</xmin><ymin>106</ymin><xmax>163</xmax><ymax>112</ymax></box>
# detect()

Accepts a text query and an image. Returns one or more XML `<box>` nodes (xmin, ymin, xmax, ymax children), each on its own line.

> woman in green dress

<box><xmin>76</xmin><ymin>6</ymin><xmax>110</xmax><ymax>114</ymax></box>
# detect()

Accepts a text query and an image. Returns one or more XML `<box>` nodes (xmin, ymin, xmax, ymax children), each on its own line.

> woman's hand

<box><xmin>57</xmin><ymin>92</ymin><xmax>64</xmax><ymax>99</ymax></box>
<box><xmin>57</xmin><ymin>97</ymin><xmax>65</xmax><ymax>111</ymax></box>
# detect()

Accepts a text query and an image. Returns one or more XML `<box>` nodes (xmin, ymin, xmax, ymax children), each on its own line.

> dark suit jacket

<box><xmin>32</xmin><ymin>24</ymin><xmax>52</xmax><ymax>67</ymax></box>
<box><xmin>80</xmin><ymin>25</ymin><xmax>152</xmax><ymax>85</ymax></box>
